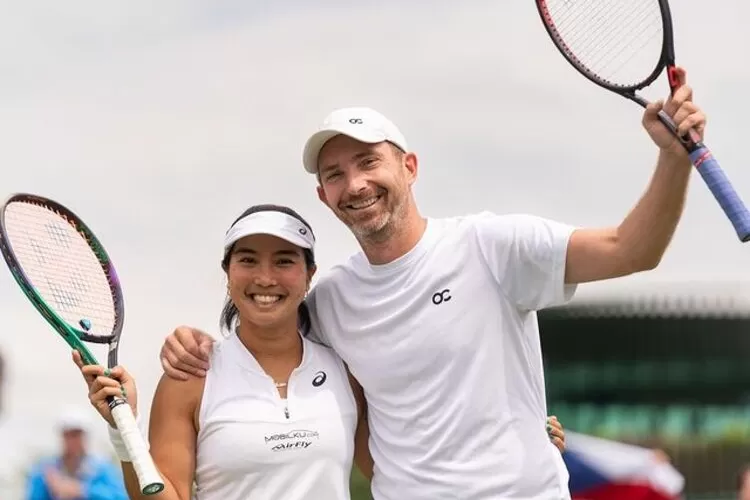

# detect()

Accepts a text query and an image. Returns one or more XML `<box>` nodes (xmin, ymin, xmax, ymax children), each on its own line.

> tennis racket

<box><xmin>0</xmin><ymin>193</ymin><xmax>164</xmax><ymax>495</ymax></box>
<box><xmin>536</xmin><ymin>0</ymin><xmax>750</xmax><ymax>242</ymax></box>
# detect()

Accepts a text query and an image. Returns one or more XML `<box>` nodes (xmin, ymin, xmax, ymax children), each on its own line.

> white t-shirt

<box><xmin>307</xmin><ymin>211</ymin><xmax>576</xmax><ymax>500</ymax></box>
<box><xmin>194</xmin><ymin>332</ymin><xmax>358</xmax><ymax>500</ymax></box>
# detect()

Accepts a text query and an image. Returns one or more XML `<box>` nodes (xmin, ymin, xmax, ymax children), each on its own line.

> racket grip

<box><xmin>111</xmin><ymin>401</ymin><xmax>165</xmax><ymax>495</ymax></box>
<box><xmin>689</xmin><ymin>146</ymin><xmax>750</xmax><ymax>242</ymax></box>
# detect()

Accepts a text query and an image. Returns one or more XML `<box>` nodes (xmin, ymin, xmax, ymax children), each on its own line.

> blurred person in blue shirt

<box><xmin>25</xmin><ymin>407</ymin><xmax>127</xmax><ymax>500</ymax></box>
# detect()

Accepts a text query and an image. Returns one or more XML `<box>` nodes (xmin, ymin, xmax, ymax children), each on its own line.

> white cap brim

<box><xmin>224</xmin><ymin>210</ymin><xmax>315</xmax><ymax>254</ymax></box>
<box><xmin>303</xmin><ymin>124</ymin><xmax>390</xmax><ymax>174</ymax></box>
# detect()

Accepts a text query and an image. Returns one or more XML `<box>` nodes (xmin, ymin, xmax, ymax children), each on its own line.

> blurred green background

<box><xmin>350</xmin><ymin>470</ymin><xmax>371</xmax><ymax>500</ymax></box>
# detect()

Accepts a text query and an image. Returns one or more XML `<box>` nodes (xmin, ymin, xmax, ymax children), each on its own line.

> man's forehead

<box><xmin>320</xmin><ymin>135</ymin><xmax>380</xmax><ymax>157</ymax></box>
<box><xmin>318</xmin><ymin>139</ymin><xmax>383</xmax><ymax>171</ymax></box>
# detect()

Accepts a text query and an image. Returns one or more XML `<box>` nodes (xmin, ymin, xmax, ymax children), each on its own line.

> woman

<box><xmin>74</xmin><ymin>204</ymin><xmax>567</xmax><ymax>499</ymax></box>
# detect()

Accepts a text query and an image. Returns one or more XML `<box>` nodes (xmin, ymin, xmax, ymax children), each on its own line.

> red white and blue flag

<box><xmin>563</xmin><ymin>431</ymin><xmax>685</xmax><ymax>500</ymax></box>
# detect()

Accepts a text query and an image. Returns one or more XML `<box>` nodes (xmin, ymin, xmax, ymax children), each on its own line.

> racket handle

<box><xmin>110</xmin><ymin>400</ymin><xmax>165</xmax><ymax>495</ymax></box>
<box><xmin>689</xmin><ymin>146</ymin><xmax>750</xmax><ymax>242</ymax></box>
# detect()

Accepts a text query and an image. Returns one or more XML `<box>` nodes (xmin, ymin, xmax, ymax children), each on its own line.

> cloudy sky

<box><xmin>1</xmin><ymin>0</ymin><xmax>749</xmax><ymax>459</ymax></box>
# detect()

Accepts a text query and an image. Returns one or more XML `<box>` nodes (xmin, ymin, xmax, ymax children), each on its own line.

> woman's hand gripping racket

<box><xmin>0</xmin><ymin>193</ymin><xmax>164</xmax><ymax>495</ymax></box>
<box><xmin>536</xmin><ymin>0</ymin><xmax>750</xmax><ymax>242</ymax></box>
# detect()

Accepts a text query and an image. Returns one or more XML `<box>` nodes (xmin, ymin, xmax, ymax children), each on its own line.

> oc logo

<box><xmin>312</xmin><ymin>371</ymin><xmax>327</xmax><ymax>387</ymax></box>
<box><xmin>431</xmin><ymin>289</ymin><xmax>451</xmax><ymax>305</ymax></box>
<box><xmin>349</xmin><ymin>118</ymin><xmax>363</xmax><ymax>124</ymax></box>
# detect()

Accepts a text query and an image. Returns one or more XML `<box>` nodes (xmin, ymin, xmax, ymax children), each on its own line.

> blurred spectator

<box><xmin>25</xmin><ymin>407</ymin><xmax>127</xmax><ymax>500</ymax></box>
<box><xmin>738</xmin><ymin>463</ymin><xmax>750</xmax><ymax>500</ymax></box>
<box><xmin>0</xmin><ymin>348</ymin><xmax>25</xmax><ymax>498</ymax></box>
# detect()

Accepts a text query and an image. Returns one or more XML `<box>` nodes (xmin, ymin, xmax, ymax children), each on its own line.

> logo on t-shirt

<box><xmin>312</xmin><ymin>371</ymin><xmax>326</xmax><ymax>387</ymax></box>
<box><xmin>431</xmin><ymin>288</ymin><xmax>452</xmax><ymax>305</ymax></box>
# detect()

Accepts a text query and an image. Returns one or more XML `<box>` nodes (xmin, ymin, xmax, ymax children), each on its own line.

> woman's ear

<box><xmin>307</xmin><ymin>265</ymin><xmax>318</xmax><ymax>288</ymax></box>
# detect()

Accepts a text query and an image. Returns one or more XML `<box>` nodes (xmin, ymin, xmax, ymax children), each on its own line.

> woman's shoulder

<box><xmin>154</xmin><ymin>369</ymin><xmax>206</xmax><ymax>411</ymax></box>
<box><xmin>304</xmin><ymin>335</ymin><xmax>344</xmax><ymax>364</ymax></box>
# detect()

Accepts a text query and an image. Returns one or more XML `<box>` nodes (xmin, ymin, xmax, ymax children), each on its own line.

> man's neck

<box><xmin>361</xmin><ymin>207</ymin><xmax>427</xmax><ymax>266</ymax></box>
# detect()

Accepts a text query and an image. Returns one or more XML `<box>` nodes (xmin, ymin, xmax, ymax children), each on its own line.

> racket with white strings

<box><xmin>0</xmin><ymin>193</ymin><xmax>164</xmax><ymax>495</ymax></box>
<box><xmin>536</xmin><ymin>0</ymin><xmax>750</xmax><ymax>242</ymax></box>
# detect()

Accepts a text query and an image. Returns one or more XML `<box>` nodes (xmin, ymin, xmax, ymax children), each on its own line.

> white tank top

<box><xmin>194</xmin><ymin>332</ymin><xmax>358</xmax><ymax>500</ymax></box>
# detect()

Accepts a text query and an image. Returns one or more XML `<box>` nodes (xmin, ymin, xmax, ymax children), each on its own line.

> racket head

<box><xmin>0</xmin><ymin>193</ymin><xmax>125</xmax><ymax>365</ymax></box>
<box><xmin>536</xmin><ymin>0</ymin><xmax>674</xmax><ymax>96</ymax></box>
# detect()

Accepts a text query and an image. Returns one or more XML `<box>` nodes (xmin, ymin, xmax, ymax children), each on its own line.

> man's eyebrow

<box><xmin>319</xmin><ymin>163</ymin><xmax>339</xmax><ymax>176</ymax></box>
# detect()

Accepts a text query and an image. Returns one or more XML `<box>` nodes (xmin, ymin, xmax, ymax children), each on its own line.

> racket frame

<box><xmin>0</xmin><ymin>194</ymin><xmax>122</xmax><ymax>363</ymax></box>
<box><xmin>536</xmin><ymin>0</ymin><xmax>674</xmax><ymax>96</ymax></box>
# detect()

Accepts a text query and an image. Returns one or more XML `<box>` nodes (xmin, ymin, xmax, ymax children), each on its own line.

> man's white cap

<box><xmin>57</xmin><ymin>406</ymin><xmax>93</xmax><ymax>433</ymax></box>
<box><xmin>302</xmin><ymin>106</ymin><xmax>408</xmax><ymax>174</ymax></box>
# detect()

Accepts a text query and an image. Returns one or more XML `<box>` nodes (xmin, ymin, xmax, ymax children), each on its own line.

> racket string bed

<box><xmin>545</xmin><ymin>0</ymin><xmax>664</xmax><ymax>88</ymax></box>
<box><xmin>4</xmin><ymin>201</ymin><xmax>115</xmax><ymax>337</ymax></box>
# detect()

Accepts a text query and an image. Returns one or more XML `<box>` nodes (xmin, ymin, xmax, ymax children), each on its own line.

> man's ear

<box><xmin>404</xmin><ymin>152</ymin><xmax>419</xmax><ymax>186</ymax></box>
<box><xmin>317</xmin><ymin>185</ymin><xmax>329</xmax><ymax>207</ymax></box>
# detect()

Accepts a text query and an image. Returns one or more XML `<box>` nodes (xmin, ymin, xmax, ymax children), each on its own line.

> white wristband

<box><xmin>107</xmin><ymin>412</ymin><xmax>146</xmax><ymax>462</ymax></box>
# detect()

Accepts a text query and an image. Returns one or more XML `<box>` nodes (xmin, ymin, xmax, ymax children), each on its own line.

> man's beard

<box><xmin>347</xmin><ymin>193</ymin><xmax>407</xmax><ymax>245</ymax></box>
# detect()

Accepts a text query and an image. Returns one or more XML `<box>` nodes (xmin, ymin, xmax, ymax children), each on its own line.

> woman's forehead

<box><xmin>233</xmin><ymin>233</ymin><xmax>303</xmax><ymax>254</ymax></box>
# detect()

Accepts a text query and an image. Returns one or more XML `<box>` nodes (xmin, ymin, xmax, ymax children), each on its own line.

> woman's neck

<box><xmin>236</xmin><ymin>321</ymin><xmax>302</xmax><ymax>362</ymax></box>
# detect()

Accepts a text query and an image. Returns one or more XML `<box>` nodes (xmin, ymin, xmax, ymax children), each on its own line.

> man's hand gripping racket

<box><xmin>0</xmin><ymin>193</ymin><xmax>164</xmax><ymax>495</ymax></box>
<box><xmin>536</xmin><ymin>0</ymin><xmax>750</xmax><ymax>242</ymax></box>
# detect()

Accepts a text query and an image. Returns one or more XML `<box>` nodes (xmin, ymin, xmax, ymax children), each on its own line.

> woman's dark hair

<box><xmin>220</xmin><ymin>204</ymin><xmax>316</xmax><ymax>336</ymax></box>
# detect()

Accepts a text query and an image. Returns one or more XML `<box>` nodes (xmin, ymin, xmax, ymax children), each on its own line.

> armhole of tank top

<box><xmin>194</xmin><ymin>355</ymin><xmax>214</xmax><ymax>435</ymax></box>
<box><xmin>330</xmin><ymin>347</ymin><xmax>359</xmax><ymax>419</ymax></box>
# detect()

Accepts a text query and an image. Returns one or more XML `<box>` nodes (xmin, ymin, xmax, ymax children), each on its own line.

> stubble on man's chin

<box><xmin>354</xmin><ymin>212</ymin><xmax>407</xmax><ymax>249</ymax></box>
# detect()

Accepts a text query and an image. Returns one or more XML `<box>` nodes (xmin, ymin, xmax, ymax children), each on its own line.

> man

<box><xmin>25</xmin><ymin>407</ymin><xmax>128</xmax><ymax>500</ymax></box>
<box><xmin>159</xmin><ymin>67</ymin><xmax>705</xmax><ymax>499</ymax></box>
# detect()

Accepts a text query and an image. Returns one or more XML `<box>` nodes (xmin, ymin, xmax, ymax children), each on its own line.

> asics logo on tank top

<box><xmin>312</xmin><ymin>371</ymin><xmax>326</xmax><ymax>387</ymax></box>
